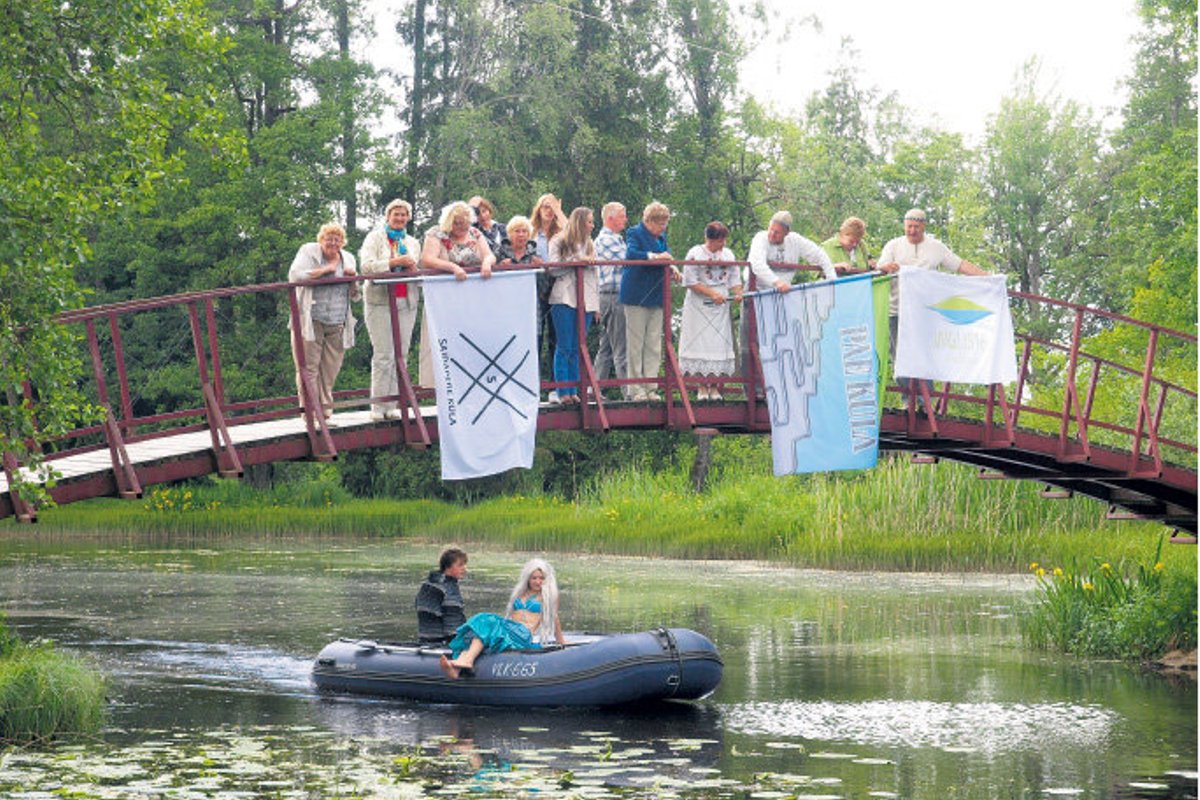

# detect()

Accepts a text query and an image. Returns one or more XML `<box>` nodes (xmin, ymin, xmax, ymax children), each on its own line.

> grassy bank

<box><xmin>16</xmin><ymin>447</ymin><xmax>1190</xmax><ymax>575</ymax></box>
<box><xmin>0</xmin><ymin>616</ymin><xmax>105</xmax><ymax>744</ymax></box>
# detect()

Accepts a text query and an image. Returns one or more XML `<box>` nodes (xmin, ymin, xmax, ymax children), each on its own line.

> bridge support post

<box><xmin>690</xmin><ymin>428</ymin><xmax>718</xmax><ymax>493</ymax></box>
<box><xmin>2</xmin><ymin>452</ymin><xmax>37</xmax><ymax>523</ymax></box>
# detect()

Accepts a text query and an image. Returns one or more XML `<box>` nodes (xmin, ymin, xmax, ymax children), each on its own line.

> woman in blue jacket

<box><xmin>619</xmin><ymin>202</ymin><xmax>678</xmax><ymax>402</ymax></box>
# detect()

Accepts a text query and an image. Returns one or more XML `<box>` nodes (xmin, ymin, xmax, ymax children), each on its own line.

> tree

<box><xmin>0</xmin><ymin>0</ymin><xmax>230</xmax><ymax>502</ymax></box>
<box><xmin>1105</xmin><ymin>0</ymin><xmax>1197</xmax><ymax>331</ymax></box>
<box><xmin>981</xmin><ymin>61</ymin><xmax>1106</xmax><ymax>311</ymax></box>
<box><xmin>79</xmin><ymin>0</ymin><xmax>383</xmax><ymax>429</ymax></box>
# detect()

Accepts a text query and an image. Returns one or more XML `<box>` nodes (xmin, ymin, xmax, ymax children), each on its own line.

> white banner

<box><xmin>895</xmin><ymin>267</ymin><xmax>1017</xmax><ymax>384</ymax></box>
<box><xmin>422</xmin><ymin>272</ymin><xmax>540</xmax><ymax>480</ymax></box>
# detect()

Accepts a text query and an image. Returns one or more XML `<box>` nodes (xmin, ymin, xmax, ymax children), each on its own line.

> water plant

<box><xmin>0</xmin><ymin>617</ymin><xmax>105</xmax><ymax>744</ymax></box>
<box><xmin>1020</xmin><ymin>535</ymin><xmax>1198</xmax><ymax>660</ymax></box>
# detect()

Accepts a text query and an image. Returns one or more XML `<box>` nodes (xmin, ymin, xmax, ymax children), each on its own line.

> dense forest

<box><xmin>0</xmin><ymin>0</ymin><xmax>1195</xmax><ymax>493</ymax></box>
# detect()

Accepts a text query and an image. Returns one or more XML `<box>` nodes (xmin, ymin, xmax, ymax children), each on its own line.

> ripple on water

<box><xmin>723</xmin><ymin>699</ymin><xmax>1117</xmax><ymax>754</ymax></box>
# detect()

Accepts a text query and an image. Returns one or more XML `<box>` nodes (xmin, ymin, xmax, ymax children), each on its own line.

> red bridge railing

<box><xmin>2</xmin><ymin>261</ymin><xmax>1196</xmax><ymax>527</ymax></box>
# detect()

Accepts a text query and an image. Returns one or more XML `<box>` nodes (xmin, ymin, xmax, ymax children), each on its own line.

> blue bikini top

<box><xmin>511</xmin><ymin>594</ymin><xmax>543</xmax><ymax>613</ymax></box>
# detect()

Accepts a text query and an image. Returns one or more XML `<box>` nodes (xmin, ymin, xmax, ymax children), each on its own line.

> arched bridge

<box><xmin>2</xmin><ymin>263</ymin><xmax>1195</xmax><ymax>533</ymax></box>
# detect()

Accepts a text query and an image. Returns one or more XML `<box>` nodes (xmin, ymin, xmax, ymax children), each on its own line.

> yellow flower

<box><xmin>1035</xmin><ymin>567</ymin><xmax>1046</xmax><ymax>577</ymax></box>
<box><xmin>1053</xmin><ymin>567</ymin><xmax>1064</xmax><ymax>577</ymax></box>
<box><xmin>1100</xmin><ymin>562</ymin><xmax>1111</xmax><ymax>571</ymax></box>
<box><xmin>1154</xmin><ymin>562</ymin><xmax>1164</xmax><ymax>572</ymax></box>
<box><xmin>1083</xmin><ymin>582</ymin><xmax>1094</xmax><ymax>591</ymax></box>
<box><xmin>1029</xmin><ymin>562</ymin><xmax>1040</xmax><ymax>571</ymax></box>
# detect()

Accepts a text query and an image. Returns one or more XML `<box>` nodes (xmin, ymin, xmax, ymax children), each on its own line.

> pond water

<box><xmin>0</xmin><ymin>533</ymin><xmax>1195</xmax><ymax>799</ymax></box>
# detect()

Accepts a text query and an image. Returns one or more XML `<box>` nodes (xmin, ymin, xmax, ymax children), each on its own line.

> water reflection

<box><xmin>314</xmin><ymin>696</ymin><xmax>723</xmax><ymax>786</ymax></box>
<box><xmin>0</xmin><ymin>532</ymin><xmax>1194</xmax><ymax>800</ymax></box>
<box><xmin>726</xmin><ymin>698</ymin><xmax>1116</xmax><ymax>752</ymax></box>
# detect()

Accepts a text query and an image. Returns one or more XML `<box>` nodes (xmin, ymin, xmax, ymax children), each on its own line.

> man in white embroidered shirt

<box><xmin>746</xmin><ymin>210</ymin><xmax>836</xmax><ymax>292</ymax></box>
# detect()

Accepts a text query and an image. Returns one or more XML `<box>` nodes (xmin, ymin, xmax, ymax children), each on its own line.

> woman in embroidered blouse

<box><xmin>415</xmin><ymin>202</ymin><xmax>497</xmax><ymax>386</ymax></box>
<box><xmin>359</xmin><ymin>199</ymin><xmax>422</xmax><ymax>420</ymax></box>
<box><xmin>440</xmin><ymin>558</ymin><xmax>567</xmax><ymax>679</ymax></box>
<box><xmin>680</xmin><ymin>221</ymin><xmax>742</xmax><ymax>401</ymax></box>
<box><xmin>547</xmin><ymin>207</ymin><xmax>598</xmax><ymax>405</ymax></box>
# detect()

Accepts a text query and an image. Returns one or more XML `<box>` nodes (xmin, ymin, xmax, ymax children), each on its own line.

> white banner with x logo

<box><xmin>422</xmin><ymin>272</ymin><xmax>540</xmax><ymax>480</ymax></box>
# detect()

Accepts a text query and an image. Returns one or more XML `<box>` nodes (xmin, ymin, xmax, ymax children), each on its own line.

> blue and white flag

<box><xmin>751</xmin><ymin>274</ymin><xmax>880</xmax><ymax>475</ymax></box>
<box><xmin>895</xmin><ymin>268</ymin><xmax>1017</xmax><ymax>384</ymax></box>
<box><xmin>422</xmin><ymin>272</ymin><xmax>540</xmax><ymax>480</ymax></box>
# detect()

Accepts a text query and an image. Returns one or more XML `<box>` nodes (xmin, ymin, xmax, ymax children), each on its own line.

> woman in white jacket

<box><xmin>359</xmin><ymin>199</ymin><xmax>423</xmax><ymax>420</ymax></box>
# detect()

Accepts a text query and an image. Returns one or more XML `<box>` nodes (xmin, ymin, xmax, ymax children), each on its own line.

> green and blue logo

<box><xmin>927</xmin><ymin>296</ymin><xmax>993</xmax><ymax>326</ymax></box>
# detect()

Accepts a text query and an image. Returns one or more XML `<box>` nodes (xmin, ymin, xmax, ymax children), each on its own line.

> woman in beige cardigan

<box><xmin>288</xmin><ymin>223</ymin><xmax>359</xmax><ymax>421</ymax></box>
<box><xmin>547</xmin><ymin>207</ymin><xmax>598</xmax><ymax>405</ymax></box>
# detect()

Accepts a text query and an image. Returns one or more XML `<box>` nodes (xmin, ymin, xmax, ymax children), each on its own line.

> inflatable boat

<box><xmin>311</xmin><ymin>627</ymin><xmax>722</xmax><ymax>707</ymax></box>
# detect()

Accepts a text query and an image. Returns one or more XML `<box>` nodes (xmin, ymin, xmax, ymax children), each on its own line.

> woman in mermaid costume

<box><xmin>440</xmin><ymin>558</ymin><xmax>567</xmax><ymax>679</ymax></box>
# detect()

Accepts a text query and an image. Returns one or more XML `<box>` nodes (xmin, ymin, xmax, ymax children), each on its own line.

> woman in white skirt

<box><xmin>680</xmin><ymin>221</ymin><xmax>742</xmax><ymax>400</ymax></box>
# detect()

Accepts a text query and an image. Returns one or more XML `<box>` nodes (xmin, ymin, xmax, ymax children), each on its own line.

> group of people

<box><xmin>288</xmin><ymin>196</ymin><xmax>987</xmax><ymax>419</ymax></box>
<box><xmin>415</xmin><ymin>547</ymin><xmax>566</xmax><ymax>680</ymax></box>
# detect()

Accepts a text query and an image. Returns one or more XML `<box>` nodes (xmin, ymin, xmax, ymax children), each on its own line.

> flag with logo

<box><xmin>751</xmin><ymin>274</ymin><xmax>880</xmax><ymax>476</ymax></box>
<box><xmin>422</xmin><ymin>272</ymin><xmax>540</xmax><ymax>479</ymax></box>
<box><xmin>894</xmin><ymin>267</ymin><xmax>1017</xmax><ymax>384</ymax></box>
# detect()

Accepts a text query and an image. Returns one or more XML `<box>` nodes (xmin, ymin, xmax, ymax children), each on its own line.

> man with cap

<box><xmin>746</xmin><ymin>210</ymin><xmax>836</xmax><ymax>293</ymax></box>
<box><xmin>877</xmin><ymin>208</ymin><xmax>987</xmax><ymax>301</ymax></box>
<box><xmin>877</xmin><ymin>208</ymin><xmax>990</xmax><ymax>404</ymax></box>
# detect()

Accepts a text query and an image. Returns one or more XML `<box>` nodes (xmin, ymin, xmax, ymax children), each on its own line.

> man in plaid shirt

<box><xmin>593</xmin><ymin>202</ymin><xmax>628</xmax><ymax>391</ymax></box>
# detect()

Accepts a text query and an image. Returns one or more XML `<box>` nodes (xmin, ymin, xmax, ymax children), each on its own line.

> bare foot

<box><xmin>439</xmin><ymin>655</ymin><xmax>460</xmax><ymax>679</ymax></box>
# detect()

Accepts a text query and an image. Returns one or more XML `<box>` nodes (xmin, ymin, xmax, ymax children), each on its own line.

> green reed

<box><xmin>11</xmin><ymin>438</ymin><xmax>1191</xmax><ymax>575</ymax></box>
<box><xmin>0</xmin><ymin>616</ymin><xmax>105</xmax><ymax>744</ymax></box>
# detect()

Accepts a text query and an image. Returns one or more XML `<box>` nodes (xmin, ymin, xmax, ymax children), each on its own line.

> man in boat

<box><xmin>415</xmin><ymin>547</ymin><xmax>468</xmax><ymax>645</ymax></box>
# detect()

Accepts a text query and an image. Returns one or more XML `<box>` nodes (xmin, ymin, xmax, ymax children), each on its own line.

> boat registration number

<box><xmin>490</xmin><ymin>661</ymin><xmax>537</xmax><ymax>678</ymax></box>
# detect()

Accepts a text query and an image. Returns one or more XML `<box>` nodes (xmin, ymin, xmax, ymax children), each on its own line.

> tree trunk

<box><xmin>336</xmin><ymin>0</ymin><xmax>357</xmax><ymax>232</ymax></box>
<box><xmin>406</xmin><ymin>0</ymin><xmax>427</xmax><ymax>212</ymax></box>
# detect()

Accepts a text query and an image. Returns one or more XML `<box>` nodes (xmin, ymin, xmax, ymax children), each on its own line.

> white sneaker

<box><xmin>548</xmin><ymin>390</ymin><xmax>560</xmax><ymax>404</ymax></box>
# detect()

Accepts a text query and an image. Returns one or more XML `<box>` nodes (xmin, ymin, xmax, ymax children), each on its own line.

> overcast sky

<box><xmin>740</xmin><ymin>0</ymin><xmax>1140</xmax><ymax>141</ymax></box>
<box><xmin>366</xmin><ymin>0</ymin><xmax>1142</xmax><ymax>143</ymax></box>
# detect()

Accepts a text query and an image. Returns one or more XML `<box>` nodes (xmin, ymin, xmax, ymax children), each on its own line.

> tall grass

<box><xmin>13</xmin><ymin>438</ymin><xmax>1190</xmax><ymax>574</ymax></box>
<box><xmin>0</xmin><ymin>616</ymin><xmax>105</xmax><ymax>744</ymax></box>
<box><xmin>1020</xmin><ymin>536</ymin><xmax>1198</xmax><ymax>660</ymax></box>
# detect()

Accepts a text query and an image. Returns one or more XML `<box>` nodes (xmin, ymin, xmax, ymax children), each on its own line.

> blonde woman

<box><xmin>359</xmin><ymin>199</ymin><xmax>422</xmax><ymax>420</ymax></box>
<box><xmin>497</xmin><ymin>215</ymin><xmax>539</xmax><ymax>267</ymax></box>
<box><xmin>530</xmin><ymin>193</ymin><xmax>568</xmax><ymax>385</ymax></box>
<box><xmin>440</xmin><ymin>558</ymin><xmax>566</xmax><ymax>680</ymax></box>
<box><xmin>416</xmin><ymin>202</ymin><xmax>497</xmax><ymax>386</ymax></box>
<box><xmin>287</xmin><ymin>223</ymin><xmax>359</xmax><ymax>420</ymax></box>
<box><xmin>547</xmin><ymin>207</ymin><xmax>598</xmax><ymax>404</ymax></box>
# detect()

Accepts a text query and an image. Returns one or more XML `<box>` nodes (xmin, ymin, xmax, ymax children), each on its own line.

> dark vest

<box><xmin>415</xmin><ymin>570</ymin><xmax>466</xmax><ymax>644</ymax></box>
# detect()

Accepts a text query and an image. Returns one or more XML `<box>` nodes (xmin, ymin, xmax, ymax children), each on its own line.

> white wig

<box><xmin>506</xmin><ymin>558</ymin><xmax>560</xmax><ymax>645</ymax></box>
